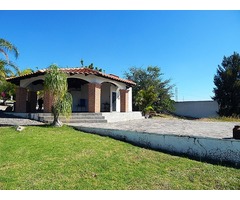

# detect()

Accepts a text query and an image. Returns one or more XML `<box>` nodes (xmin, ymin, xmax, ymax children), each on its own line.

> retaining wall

<box><xmin>75</xmin><ymin>126</ymin><xmax>240</xmax><ymax>167</ymax></box>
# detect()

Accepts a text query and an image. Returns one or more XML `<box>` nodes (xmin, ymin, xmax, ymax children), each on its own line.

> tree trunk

<box><xmin>52</xmin><ymin>109</ymin><xmax>63</xmax><ymax>127</ymax></box>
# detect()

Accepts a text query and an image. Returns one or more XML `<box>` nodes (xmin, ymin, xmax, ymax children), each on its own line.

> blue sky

<box><xmin>1</xmin><ymin>10</ymin><xmax>240</xmax><ymax>101</ymax></box>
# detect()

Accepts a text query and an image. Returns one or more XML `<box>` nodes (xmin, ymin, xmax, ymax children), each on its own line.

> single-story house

<box><xmin>7</xmin><ymin>67</ymin><xmax>136</xmax><ymax>114</ymax></box>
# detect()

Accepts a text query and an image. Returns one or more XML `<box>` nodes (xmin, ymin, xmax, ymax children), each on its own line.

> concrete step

<box><xmin>39</xmin><ymin>116</ymin><xmax>105</xmax><ymax>121</ymax></box>
<box><xmin>42</xmin><ymin>119</ymin><xmax>107</xmax><ymax>124</ymax></box>
<box><xmin>37</xmin><ymin>113</ymin><xmax>103</xmax><ymax>117</ymax></box>
<box><xmin>38</xmin><ymin>113</ymin><xmax>107</xmax><ymax>123</ymax></box>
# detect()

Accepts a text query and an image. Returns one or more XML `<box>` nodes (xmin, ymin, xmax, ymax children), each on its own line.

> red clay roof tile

<box><xmin>7</xmin><ymin>67</ymin><xmax>136</xmax><ymax>86</ymax></box>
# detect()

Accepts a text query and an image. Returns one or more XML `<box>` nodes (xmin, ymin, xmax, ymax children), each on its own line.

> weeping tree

<box><xmin>44</xmin><ymin>64</ymin><xmax>72</xmax><ymax>127</ymax></box>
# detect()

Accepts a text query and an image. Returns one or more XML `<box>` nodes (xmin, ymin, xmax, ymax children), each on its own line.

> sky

<box><xmin>1</xmin><ymin>8</ymin><xmax>240</xmax><ymax>101</ymax></box>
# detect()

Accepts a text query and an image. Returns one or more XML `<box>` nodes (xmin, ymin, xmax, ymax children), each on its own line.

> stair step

<box><xmin>39</xmin><ymin>116</ymin><xmax>105</xmax><ymax>121</ymax></box>
<box><xmin>37</xmin><ymin>113</ymin><xmax>107</xmax><ymax>123</ymax></box>
<box><xmin>42</xmin><ymin>119</ymin><xmax>107</xmax><ymax>123</ymax></box>
<box><xmin>38</xmin><ymin>113</ymin><xmax>103</xmax><ymax>117</ymax></box>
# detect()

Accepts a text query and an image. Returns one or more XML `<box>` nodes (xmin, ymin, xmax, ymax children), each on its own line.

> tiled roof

<box><xmin>6</xmin><ymin>67</ymin><xmax>136</xmax><ymax>86</ymax></box>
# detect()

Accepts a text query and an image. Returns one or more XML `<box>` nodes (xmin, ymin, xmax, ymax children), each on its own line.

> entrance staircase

<box><xmin>37</xmin><ymin>113</ymin><xmax>107</xmax><ymax>124</ymax></box>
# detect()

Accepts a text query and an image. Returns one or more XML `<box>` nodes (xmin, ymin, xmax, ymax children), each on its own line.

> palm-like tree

<box><xmin>19</xmin><ymin>68</ymin><xmax>34</xmax><ymax>76</ymax></box>
<box><xmin>0</xmin><ymin>38</ymin><xmax>20</xmax><ymax>80</ymax></box>
<box><xmin>135</xmin><ymin>86</ymin><xmax>158</xmax><ymax>116</ymax></box>
<box><xmin>0</xmin><ymin>38</ymin><xmax>19</xmax><ymax>60</ymax></box>
<box><xmin>44</xmin><ymin>64</ymin><xmax>72</xmax><ymax>127</ymax></box>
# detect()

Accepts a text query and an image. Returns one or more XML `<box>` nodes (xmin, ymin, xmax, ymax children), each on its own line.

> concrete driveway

<box><xmin>69</xmin><ymin>118</ymin><xmax>239</xmax><ymax>139</ymax></box>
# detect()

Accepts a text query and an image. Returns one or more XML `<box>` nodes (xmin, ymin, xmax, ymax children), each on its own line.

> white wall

<box><xmin>174</xmin><ymin>101</ymin><xmax>219</xmax><ymax>118</ymax></box>
<box><xmin>128</xmin><ymin>87</ymin><xmax>132</xmax><ymax>112</ymax></box>
<box><xmin>69</xmin><ymin>84</ymin><xmax>88</xmax><ymax>112</ymax></box>
<box><xmin>76</xmin><ymin>126</ymin><xmax>240</xmax><ymax>167</ymax></box>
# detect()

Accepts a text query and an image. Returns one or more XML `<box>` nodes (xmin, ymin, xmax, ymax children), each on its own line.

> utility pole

<box><xmin>175</xmin><ymin>87</ymin><xmax>178</xmax><ymax>102</ymax></box>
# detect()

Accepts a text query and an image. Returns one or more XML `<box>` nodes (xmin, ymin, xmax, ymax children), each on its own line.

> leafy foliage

<box><xmin>0</xmin><ymin>38</ymin><xmax>20</xmax><ymax>104</ymax></box>
<box><xmin>0</xmin><ymin>81</ymin><xmax>16</xmax><ymax>105</ymax></box>
<box><xmin>87</xmin><ymin>62</ymin><xmax>103</xmax><ymax>72</ymax></box>
<box><xmin>19</xmin><ymin>68</ymin><xmax>34</xmax><ymax>76</ymax></box>
<box><xmin>124</xmin><ymin>66</ymin><xmax>174</xmax><ymax>112</ymax></box>
<box><xmin>213</xmin><ymin>52</ymin><xmax>240</xmax><ymax>116</ymax></box>
<box><xmin>0</xmin><ymin>38</ymin><xmax>20</xmax><ymax>80</ymax></box>
<box><xmin>44</xmin><ymin>64</ymin><xmax>72</xmax><ymax>126</ymax></box>
<box><xmin>135</xmin><ymin>86</ymin><xmax>157</xmax><ymax>114</ymax></box>
<box><xmin>0</xmin><ymin>38</ymin><xmax>19</xmax><ymax>60</ymax></box>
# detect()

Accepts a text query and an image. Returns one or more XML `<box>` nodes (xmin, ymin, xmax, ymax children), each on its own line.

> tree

<box><xmin>0</xmin><ymin>81</ymin><xmax>16</xmax><ymax>105</ymax></box>
<box><xmin>213</xmin><ymin>52</ymin><xmax>240</xmax><ymax>116</ymax></box>
<box><xmin>0</xmin><ymin>38</ymin><xmax>20</xmax><ymax>80</ymax></box>
<box><xmin>0</xmin><ymin>38</ymin><xmax>20</xmax><ymax>105</ymax></box>
<box><xmin>135</xmin><ymin>86</ymin><xmax>158</xmax><ymax>115</ymax></box>
<box><xmin>20</xmin><ymin>68</ymin><xmax>34</xmax><ymax>76</ymax></box>
<box><xmin>44</xmin><ymin>64</ymin><xmax>72</xmax><ymax>127</ymax></box>
<box><xmin>124</xmin><ymin>66</ymin><xmax>174</xmax><ymax>113</ymax></box>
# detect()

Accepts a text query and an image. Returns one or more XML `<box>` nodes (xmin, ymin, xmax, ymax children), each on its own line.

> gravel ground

<box><xmin>0</xmin><ymin>111</ymin><xmax>44</xmax><ymax>126</ymax></box>
<box><xmin>69</xmin><ymin>118</ymin><xmax>239</xmax><ymax>139</ymax></box>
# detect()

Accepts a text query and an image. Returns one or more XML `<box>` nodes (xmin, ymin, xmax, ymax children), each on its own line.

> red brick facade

<box><xmin>14</xmin><ymin>83</ymin><xmax>131</xmax><ymax>113</ymax></box>
<box><xmin>15</xmin><ymin>87</ymin><xmax>27</xmax><ymax>113</ymax></box>
<box><xmin>27</xmin><ymin>91</ymin><xmax>37</xmax><ymax>112</ymax></box>
<box><xmin>44</xmin><ymin>91</ymin><xmax>54</xmax><ymax>113</ymax></box>
<box><xmin>88</xmin><ymin>83</ymin><xmax>101</xmax><ymax>113</ymax></box>
<box><xmin>120</xmin><ymin>89</ymin><xmax>129</xmax><ymax>112</ymax></box>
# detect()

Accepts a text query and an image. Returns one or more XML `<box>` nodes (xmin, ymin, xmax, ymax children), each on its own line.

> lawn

<box><xmin>0</xmin><ymin>125</ymin><xmax>239</xmax><ymax>190</ymax></box>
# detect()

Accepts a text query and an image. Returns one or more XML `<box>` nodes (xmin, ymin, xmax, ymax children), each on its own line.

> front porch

<box><xmin>8</xmin><ymin>68</ymin><xmax>135</xmax><ymax>114</ymax></box>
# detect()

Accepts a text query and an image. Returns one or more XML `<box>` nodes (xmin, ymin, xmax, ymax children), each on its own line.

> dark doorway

<box><xmin>112</xmin><ymin>92</ymin><xmax>116</xmax><ymax>111</ymax></box>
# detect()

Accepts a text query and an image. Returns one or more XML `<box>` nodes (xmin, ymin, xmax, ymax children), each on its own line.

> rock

<box><xmin>233</xmin><ymin>125</ymin><xmax>240</xmax><ymax>139</ymax></box>
<box><xmin>16</xmin><ymin>126</ymin><xmax>25</xmax><ymax>132</ymax></box>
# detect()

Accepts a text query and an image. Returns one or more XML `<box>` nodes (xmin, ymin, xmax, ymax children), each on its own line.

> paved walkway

<box><xmin>69</xmin><ymin>118</ymin><xmax>239</xmax><ymax>139</ymax></box>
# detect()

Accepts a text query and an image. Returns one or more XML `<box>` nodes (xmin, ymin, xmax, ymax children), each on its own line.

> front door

<box><xmin>112</xmin><ymin>92</ymin><xmax>116</xmax><ymax>111</ymax></box>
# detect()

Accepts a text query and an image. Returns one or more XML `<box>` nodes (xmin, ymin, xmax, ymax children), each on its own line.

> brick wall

<box><xmin>28</xmin><ymin>91</ymin><xmax>37</xmax><ymax>112</ymax></box>
<box><xmin>88</xmin><ymin>83</ymin><xmax>101</xmax><ymax>113</ymax></box>
<box><xmin>44</xmin><ymin>91</ymin><xmax>54</xmax><ymax>113</ymax></box>
<box><xmin>15</xmin><ymin>87</ymin><xmax>27</xmax><ymax>113</ymax></box>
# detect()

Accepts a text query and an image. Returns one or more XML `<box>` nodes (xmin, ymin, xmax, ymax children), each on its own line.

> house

<box><xmin>7</xmin><ymin>67</ymin><xmax>135</xmax><ymax>114</ymax></box>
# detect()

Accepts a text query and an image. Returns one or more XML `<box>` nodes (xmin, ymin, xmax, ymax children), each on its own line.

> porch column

<box><xmin>120</xmin><ymin>89</ymin><xmax>129</xmax><ymax>112</ymax></box>
<box><xmin>44</xmin><ymin>91</ymin><xmax>54</xmax><ymax>113</ymax></box>
<box><xmin>88</xmin><ymin>83</ymin><xmax>101</xmax><ymax>113</ymax></box>
<box><xmin>15</xmin><ymin>87</ymin><xmax>27</xmax><ymax>113</ymax></box>
<box><xmin>28</xmin><ymin>91</ymin><xmax>37</xmax><ymax>112</ymax></box>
